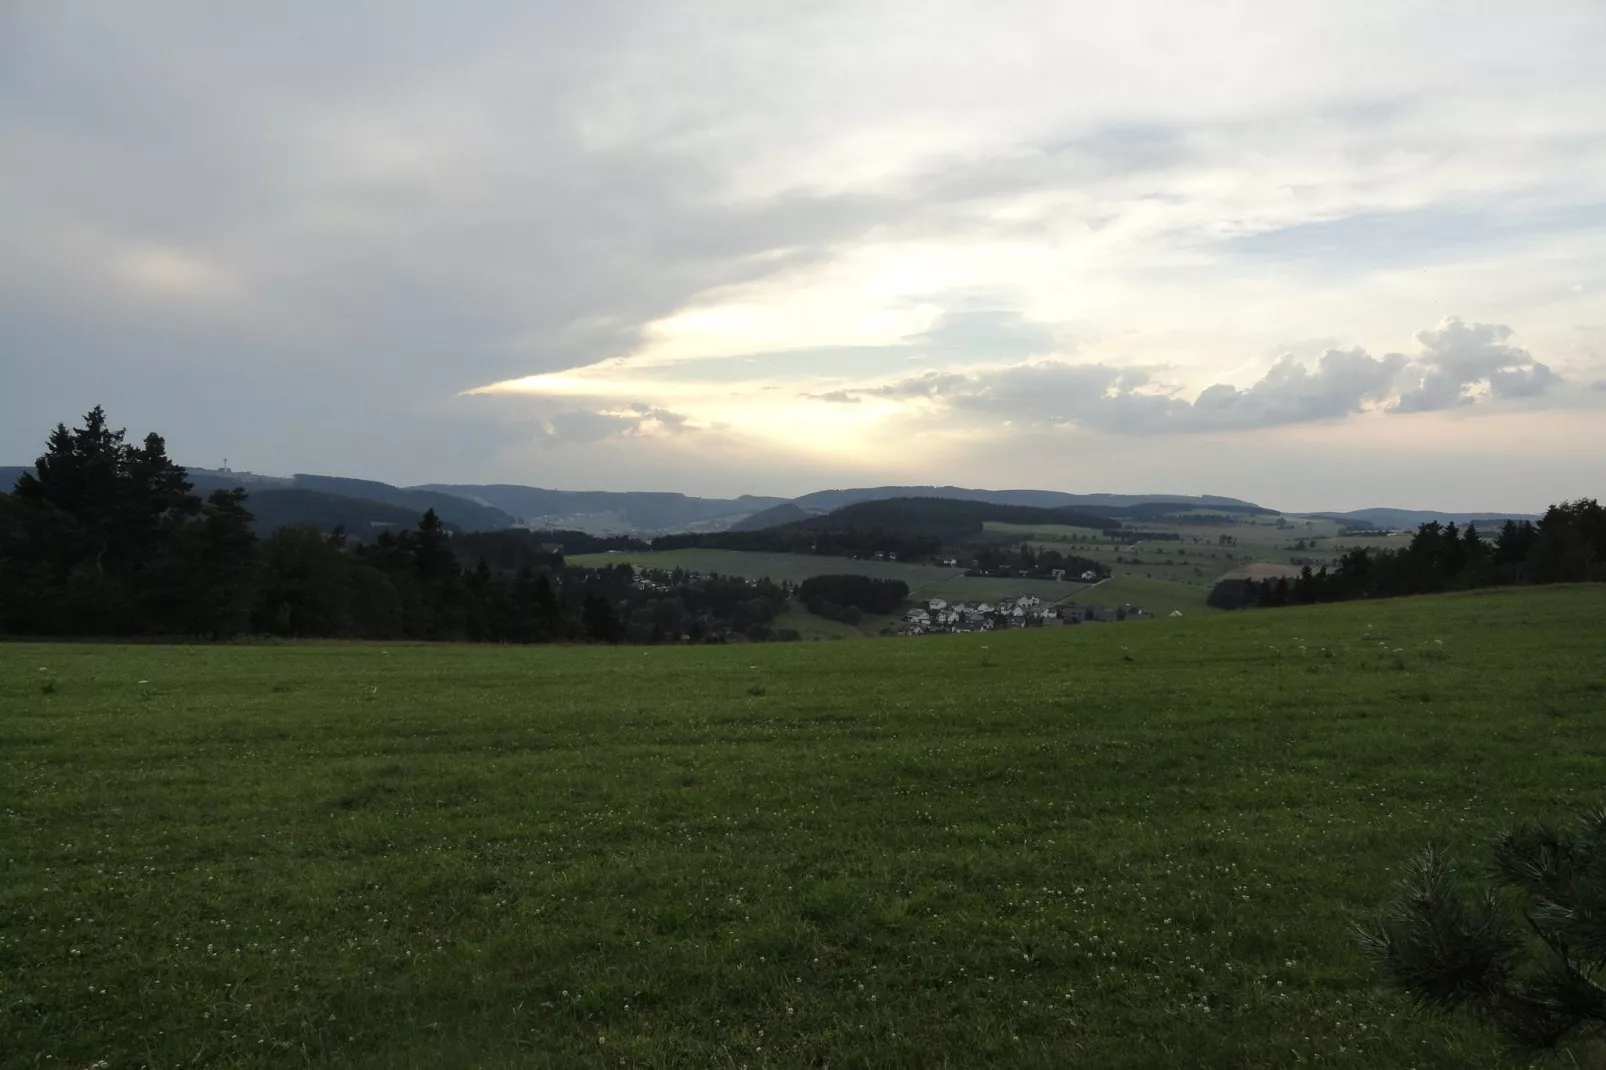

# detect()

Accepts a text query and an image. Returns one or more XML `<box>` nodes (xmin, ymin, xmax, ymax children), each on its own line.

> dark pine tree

<box><xmin>1361</xmin><ymin>806</ymin><xmax>1606</xmax><ymax>1056</ymax></box>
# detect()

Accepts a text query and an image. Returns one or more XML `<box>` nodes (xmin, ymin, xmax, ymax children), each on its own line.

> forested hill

<box><xmin>1306</xmin><ymin>507</ymin><xmax>1543</xmax><ymax>529</ymax></box>
<box><xmin>1</xmin><ymin>466</ymin><xmax>516</xmax><ymax>534</ymax></box>
<box><xmin>415</xmin><ymin>484</ymin><xmax>787</xmax><ymax>531</ymax></box>
<box><xmin>787</xmin><ymin>485</ymin><xmax>1272</xmax><ymax>514</ymax></box>
<box><xmin>654</xmin><ymin>496</ymin><xmax>1124</xmax><ymax>558</ymax></box>
<box><xmin>727</xmin><ymin>502</ymin><xmax>811</xmax><ymax>531</ymax></box>
<box><xmin>290</xmin><ymin>475</ymin><xmax>517</xmax><ymax>531</ymax></box>
<box><xmin>240</xmin><ymin>489</ymin><xmax>445</xmax><ymax>536</ymax></box>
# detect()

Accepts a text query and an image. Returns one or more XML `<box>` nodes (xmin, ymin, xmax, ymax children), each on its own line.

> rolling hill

<box><xmin>241</xmin><ymin>488</ymin><xmax>447</xmax><ymax>535</ymax></box>
<box><xmin>1307</xmin><ymin>507</ymin><xmax>1543</xmax><ymax>529</ymax></box>
<box><xmin>787</xmin><ymin>485</ymin><xmax>1273</xmax><ymax>514</ymax></box>
<box><xmin>289</xmin><ymin>475</ymin><xmax>516</xmax><ymax>531</ymax></box>
<box><xmin>727</xmin><ymin>501</ymin><xmax>815</xmax><ymax>531</ymax></box>
<box><xmin>416</xmin><ymin>484</ymin><xmax>787</xmax><ymax>533</ymax></box>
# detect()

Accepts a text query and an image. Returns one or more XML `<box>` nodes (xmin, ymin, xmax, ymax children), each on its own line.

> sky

<box><xmin>2</xmin><ymin>1</ymin><xmax>1604</xmax><ymax>513</ymax></box>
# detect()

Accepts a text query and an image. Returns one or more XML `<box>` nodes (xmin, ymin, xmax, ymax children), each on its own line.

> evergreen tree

<box><xmin>582</xmin><ymin>593</ymin><xmax>623</xmax><ymax>643</ymax></box>
<box><xmin>1361</xmin><ymin>807</ymin><xmax>1606</xmax><ymax>1055</ymax></box>
<box><xmin>255</xmin><ymin>526</ymin><xmax>355</xmax><ymax>636</ymax></box>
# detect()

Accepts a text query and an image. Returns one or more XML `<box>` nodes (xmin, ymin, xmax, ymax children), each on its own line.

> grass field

<box><xmin>983</xmin><ymin>521</ymin><xmax>1299</xmax><ymax>589</ymax></box>
<box><xmin>569</xmin><ymin>547</ymin><xmax>1084</xmax><ymax>607</ymax></box>
<box><xmin>567</xmin><ymin>548</ymin><xmax>962</xmax><ymax>589</ymax></box>
<box><xmin>5</xmin><ymin>586</ymin><xmax>1606</xmax><ymax>1067</ymax></box>
<box><xmin>1077</xmin><ymin>574</ymin><xmax>1220</xmax><ymax>615</ymax></box>
<box><xmin>770</xmin><ymin>608</ymin><xmax>902</xmax><ymax>641</ymax></box>
<box><xmin>907</xmin><ymin>575</ymin><xmax>1092</xmax><ymax>605</ymax></box>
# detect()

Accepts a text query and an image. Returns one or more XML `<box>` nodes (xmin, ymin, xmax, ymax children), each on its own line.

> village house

<box><xmin>897</xmin><ymin>594</ymin><xmax>1152</xmax><ymax>637</ymax></box>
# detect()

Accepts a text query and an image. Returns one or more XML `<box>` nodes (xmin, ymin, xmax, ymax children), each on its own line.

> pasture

<box><xmin>1077</xmin><ymin>574</ymin><xmax>1220</xmax><ymax>616</ymax></box>
<box><xmin>904</xmin><ymin>574</ymin><xmax>1092</xmax><ymax>606</ymax></box>
<box><xmin>982</xmin><ymin>520</ymin><xmax>1316</xmax><ymax>590</ymax></box>
<box><xmin>566</xmin><ymin>548</ymin><xmax>962</xmax><ymax>589</ymax></box>
<box><xmin>5</xmin><ymin>585</ymin><xmax>1606</xmax><ymax>1067</ymax></box>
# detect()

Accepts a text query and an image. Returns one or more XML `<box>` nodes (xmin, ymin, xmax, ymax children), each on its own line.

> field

<box><xmin>905</xmin><ymin>575</ymin><xmax>1092</xmax><ymax>605</ymax></box>
<box><xmin>567</xmin><ymin>548</ymin><xmax>962</xmax><ymax>589</ymax></box>
<box><xmin>5</xmin><ymin>586</ymin><xmax>1606</xmax><ymax>1067</ymax></box>
<box><xmin>769</xmin><ymin>608</ymin><xmax>902</xmax><ymax>641</ymax></box>
<box><xmin>1077</xmin><ymin>574</ymin><xmax>1219</xmax><ymax>616</ymax></box>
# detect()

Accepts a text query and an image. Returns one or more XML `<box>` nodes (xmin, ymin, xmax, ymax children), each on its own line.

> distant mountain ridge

<box><xmin>414</xmin><ymin>483</ymin><xmax>788</xmax><ymax>534</ymax></box>
<box><xmin>1307</xmin><ymin>508</ymin><xmax>1543</xmax><ymax>529</ymax></box>
<box><xmin>2</xmin><ymin>463</ymin><xmax>1547</xmax><ymax>537</ymax></box>
<box><xmin>0</xmin><ymin>466</ymin><xmax>515</xmax><ymax>534</ymax></box>
<box><xmin>786</xmin><ymin>486</ymin><xmax>1271</xmax><ymax>513</ymax></box>
<box><xmin>728</xmin><ymin>502</ymin><xmax>812</xmax><ymax>531</ymax></box>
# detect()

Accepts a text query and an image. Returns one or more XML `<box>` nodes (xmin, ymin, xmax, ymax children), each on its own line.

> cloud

<box><xmin>537</xmin><ymin>405</ymin><xmax>694</xmax><ymax>446</ymax></box>
<box><xmin>1177</xmin><ymin>347</ymin><xmax>1407</xmax><ymax>429</ymax></box>
<box><xmin>862</xmin><ymin>371</ymin><xmax>975</xmax><ymax>399</ymax></box>
<box><xmin>823</xmin><ymin>346</ymin><xmax>1406</xmax><ymax>433</ymax></box>
<box><xmin>799</xmin><ymin>319</ymin><xmax>1578</xmax><ymax>433</ymax></box>
<box><xmin>1393</xmin><ymin>318</ymin><xmax>1561</xmax><ymax>411</ymax></box>
<box><xmin>2</xmin><ymin>3</ymin><xmax>1604</xmax><ymax>503</ymax></box>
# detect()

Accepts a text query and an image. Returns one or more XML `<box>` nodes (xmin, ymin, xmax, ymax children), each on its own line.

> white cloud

<box><xmin>833</xmin><ymin>345</ymin><xmax>1406</xmax><ymax>433</ymax></box>
<box><xmin>1394</xmin><ymin>318</ymin><xmax>1561</xmax><ymax>412</ymax></box>
<box><xmin>537</xmin><ymin>404</ymin><xmax>694</xmax><ymax>446</ymax></box>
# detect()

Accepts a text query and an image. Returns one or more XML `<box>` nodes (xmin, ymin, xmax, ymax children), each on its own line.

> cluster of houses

<box><xmin>901</xmin><ymin>596</ymin><xmax>1152</xmax><ymax>635</ymax></box>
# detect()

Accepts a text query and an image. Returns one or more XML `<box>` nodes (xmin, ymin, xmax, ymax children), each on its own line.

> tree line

<box><xmin>796</xmin><ymin>574</ymin><xmax>909</xmax><ymax>624</ymax></box>
<box><xmin>1207</xmin><ymin>501</ymin><xmax>1605</xmax><ymax>609</ymax></box>
<box><xmin>0</xmin><ymin>409</ymin><xmax>786</xmax><ymax>643</ymax></box>
<box><xmin>653</xmin><ymin>496</ymin><xmax>1125</xmax><ymax>563</ymax></box>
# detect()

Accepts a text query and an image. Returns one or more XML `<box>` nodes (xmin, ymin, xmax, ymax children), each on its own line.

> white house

<box><xmin>928</xmin><ymin>598</ymin><xmax>947</xmax><ymax>611</ymax></box>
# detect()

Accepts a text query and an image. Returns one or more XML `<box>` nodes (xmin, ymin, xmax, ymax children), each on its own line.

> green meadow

<box><xmin>566</xmin><ymin>548</ymin><xmax>964</xmax><ymax>590</ymax></box>
<box><xmin>5</xmin><ymin>586</ymin><xmax>1605</xmax><ymax>1068</ymax></box>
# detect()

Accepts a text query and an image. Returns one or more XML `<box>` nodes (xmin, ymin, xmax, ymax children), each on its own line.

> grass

<box><xmin>1078</xmin><ymin>574</ymin><xmax>1221</xmax><ymax>615</ymax></box>
<box><xmin>909</xmin><ymin>575</ymin><xmax>1092</xmax><ymax>605</ymax></box>
<box><xmin>567</xmin><ymin>548</ymin><xmax>962</xmax><ymax>588</ymax></box>
<box><xmin>5</xmin><ymin>585</ymin><xmax>1606</xmax><ymax>1067</ymax></box>
<box><xmin>770</xmin><ymin>608</ymin><xmax>900</xmax><ymax>640</ymax></box>
<box><xmin>984</xmin><ymin>522</ymin><xmax>1108</xmax><ymax>540</ymax></box>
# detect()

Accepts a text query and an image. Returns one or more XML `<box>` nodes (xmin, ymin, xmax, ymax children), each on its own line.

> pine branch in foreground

<box><xmin>1361</xmin><ymin>808</ymin><xmax>1606</xmax><ymax>1058</ymax></box>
